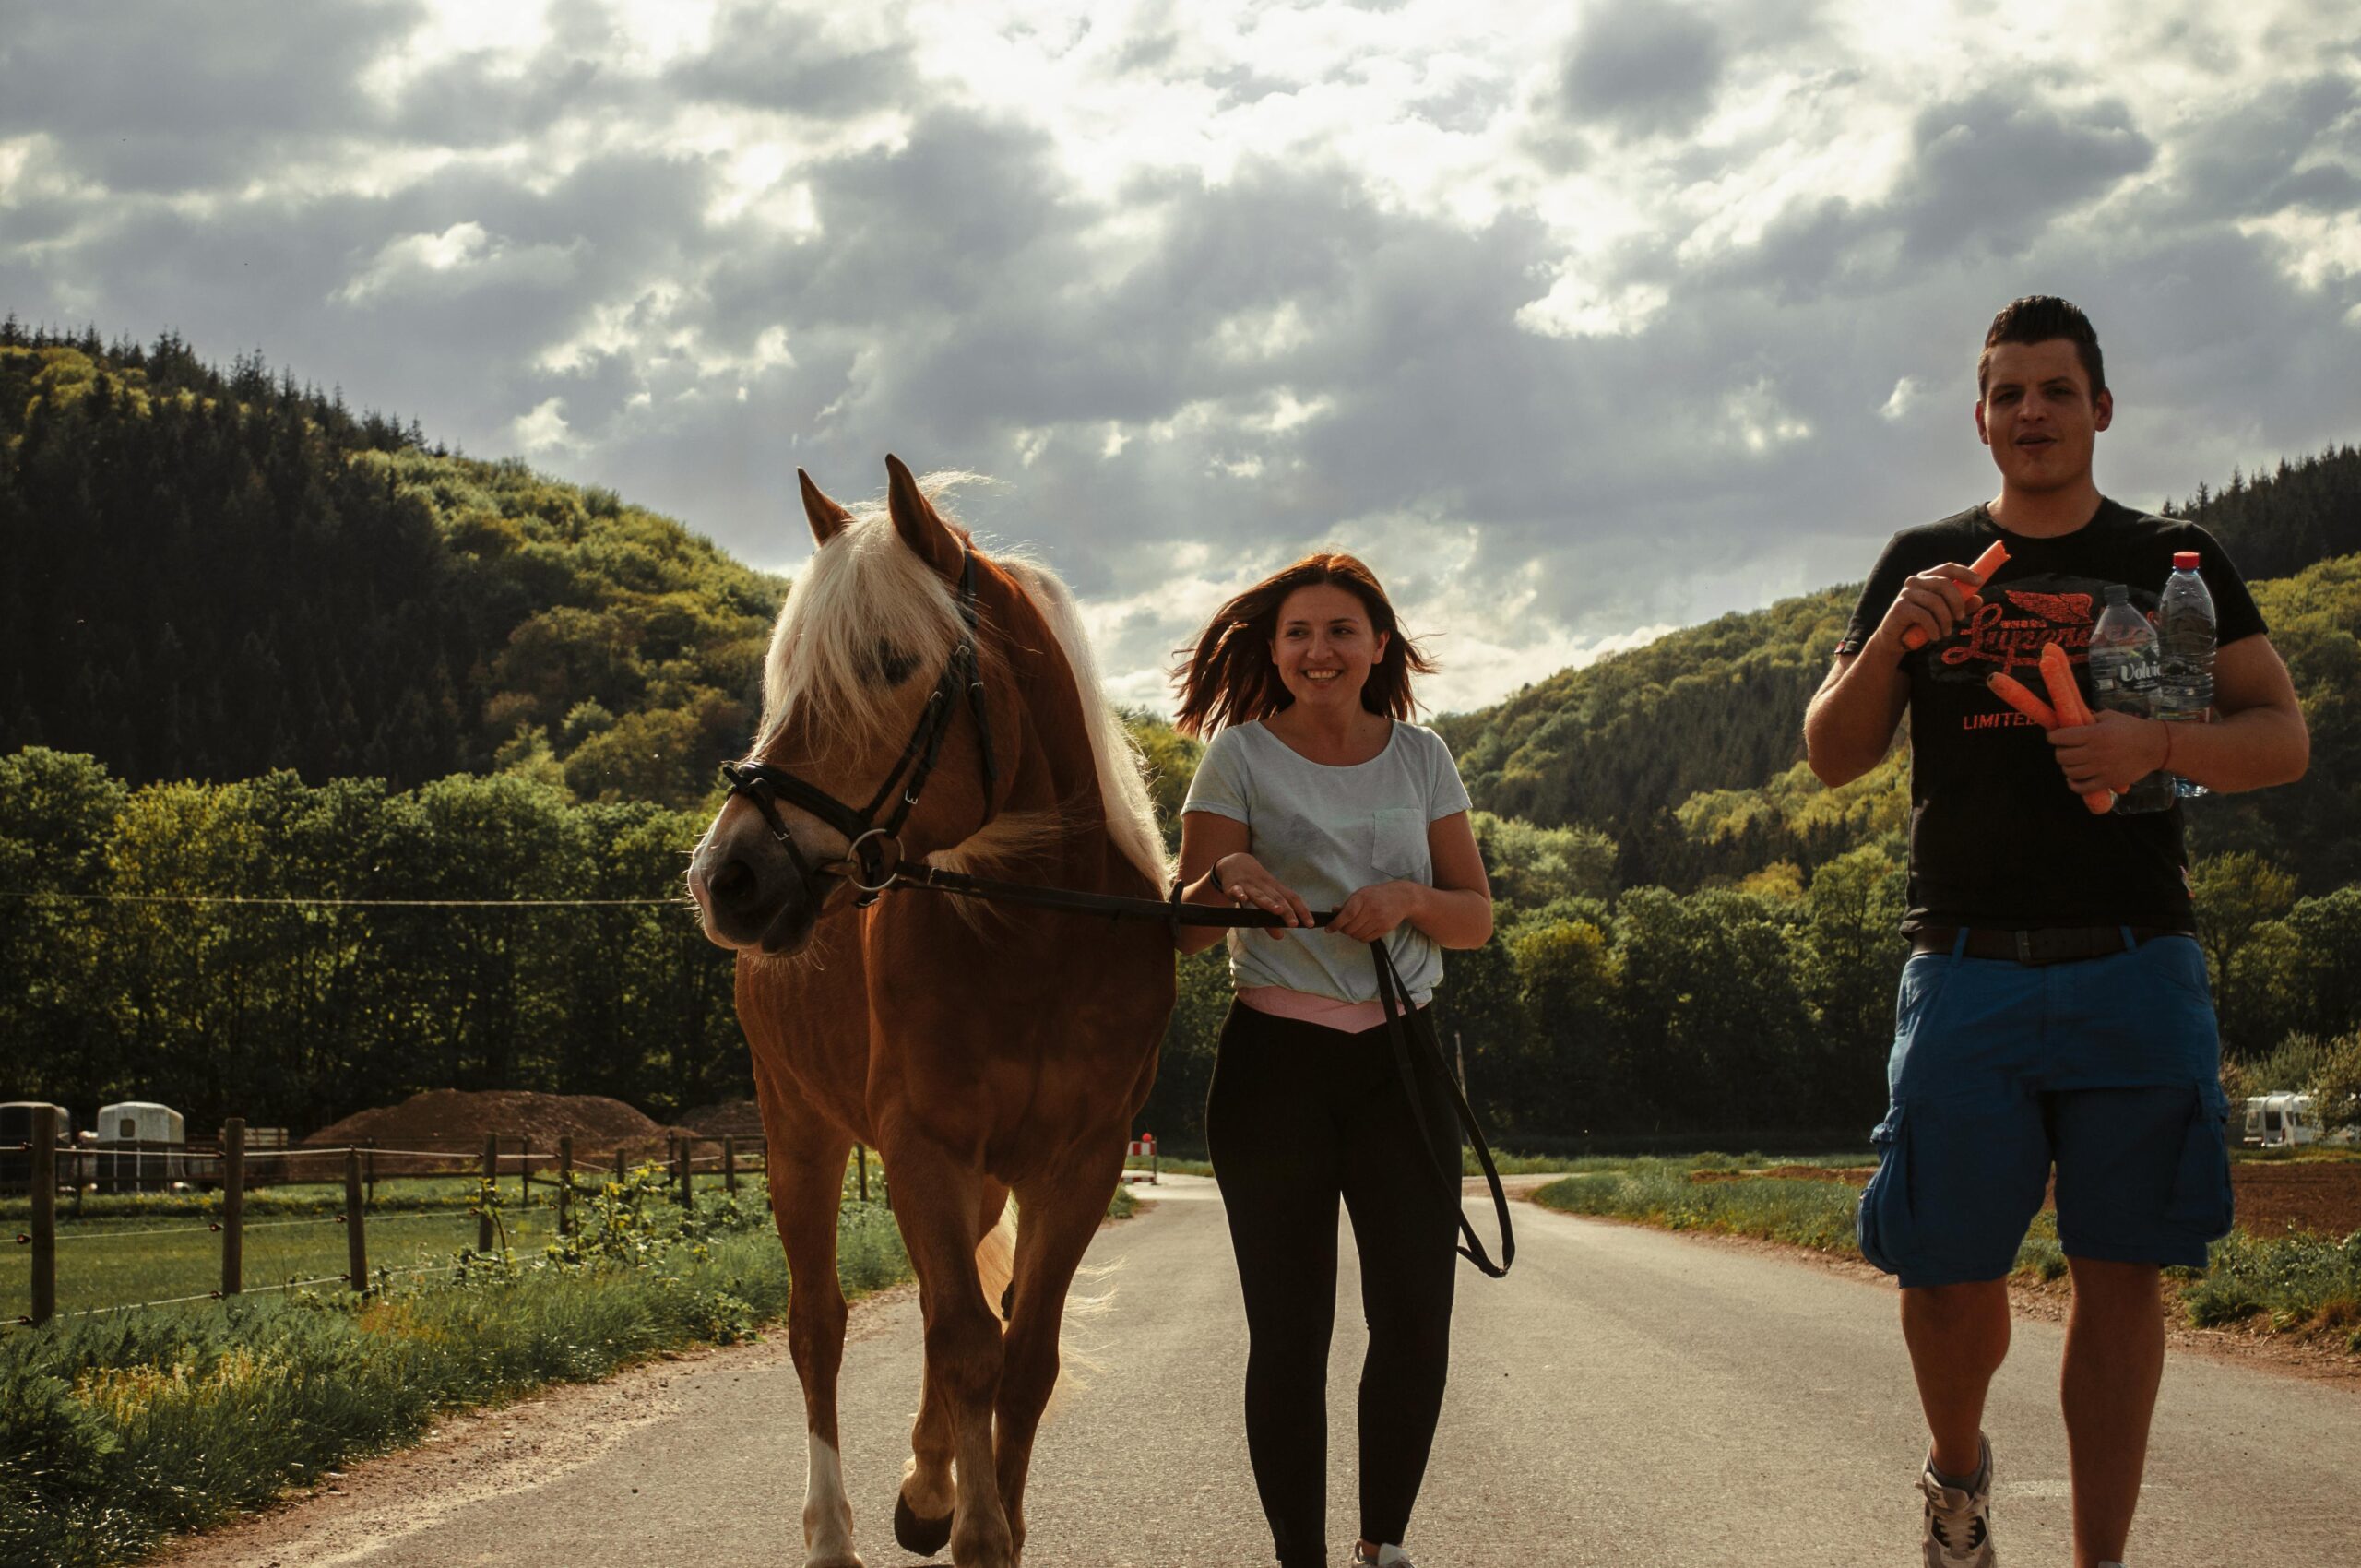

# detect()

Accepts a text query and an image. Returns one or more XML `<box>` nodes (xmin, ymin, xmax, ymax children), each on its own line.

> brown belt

<box><xmin>1910</xmin><ymin>924</ymin><xmax>2194</xmax><ymax>967</ymax></box>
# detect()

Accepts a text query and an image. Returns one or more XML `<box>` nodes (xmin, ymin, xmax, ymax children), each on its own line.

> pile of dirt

<box><xmin>678</xmin><ymin>1100</ymin><xmax>764</xmax><ymax>1139</ymax></box>
<box><xmin>305</xmin><ymin>1090</ymin><xmax>688</xmax><ymax>1167</ymax></box>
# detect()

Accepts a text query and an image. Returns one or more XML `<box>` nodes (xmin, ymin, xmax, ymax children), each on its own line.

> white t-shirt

<box><xmin>1181</xmin><ymin>719</ymin><xmax>1474</xmax><ymax>1005</ymax></box>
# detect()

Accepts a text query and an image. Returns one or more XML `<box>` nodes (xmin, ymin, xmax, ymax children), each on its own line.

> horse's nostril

<box><xmin>710</xmin><ymin>858</ymin><xmax>756</xmax><ymax>908</ymax></box>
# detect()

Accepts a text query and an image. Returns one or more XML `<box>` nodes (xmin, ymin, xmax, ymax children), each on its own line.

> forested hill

<box><xmin>0</xmin><ymin>325</ymin><xmax>784</xmax><ymax>810</ymax></box>
<box><xmin>1438</xmin><ymin>444</ymin><xmax>2361</xmax><ymax>885</ymax></box>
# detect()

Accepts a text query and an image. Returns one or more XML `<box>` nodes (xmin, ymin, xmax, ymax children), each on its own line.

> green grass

<box><xmin>4</xmin><ymin>1170</ymin><xmax>784</xmax><ymax>1323</ymax></box>
<box><xmin>1531</xmin><ymin>1159</ymin><xmax>2359</xmax><ymax>1346</ymax></box>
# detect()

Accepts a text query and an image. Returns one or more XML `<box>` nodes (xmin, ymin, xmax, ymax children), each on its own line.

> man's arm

<box><xmin>2047</xmin><ymin>634</ymin><xmax>2308</xmax><ymax>795</ymax></box>
<box><xmin>1805</xmin><ymin>562</ymin><xmax>1989</xmax><ymax>787</ymax></box>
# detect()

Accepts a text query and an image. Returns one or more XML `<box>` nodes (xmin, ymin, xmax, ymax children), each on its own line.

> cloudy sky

<box><xmin>5</xmin><ymin>1</ymin><xmax>2357</xmax><ymax>713</ymax></box>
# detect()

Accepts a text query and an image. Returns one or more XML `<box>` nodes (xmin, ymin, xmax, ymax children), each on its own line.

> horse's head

<box><xmin>689</xmin><ymin>457</ymin><xmax>1023</xmax><ymax>956</ymax></box>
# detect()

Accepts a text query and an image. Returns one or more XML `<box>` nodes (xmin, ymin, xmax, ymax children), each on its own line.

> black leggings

<box><xmin>1205</xmin><ymin>999</ymin><xmax>1461</xmax><ymax>1568</ymax></box>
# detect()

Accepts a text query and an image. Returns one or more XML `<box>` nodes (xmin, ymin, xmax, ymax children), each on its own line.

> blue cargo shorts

<box><xmin>1857</xmin><ymin>930</ymin><xmax>2235</xmax><ymax>1289</ymax></box>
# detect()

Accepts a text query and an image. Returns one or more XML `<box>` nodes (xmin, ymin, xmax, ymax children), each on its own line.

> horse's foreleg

<box><xmin>773</xmin><ymin>1131</ymin><xmax>863</xmax><ymax>1568</ymax></box>
<box><xmin>898</xmin><ymin>1181</ymin><xmax>1009</xmax><ymax>1558</ymax></box>
<box><xmin>994</xmin><ymin>1135</ymin><xmax>1127</xmax><ymax>1563</ymax></box>
<box><xmin>887</xmin><ymin>1143</ymin><xmax>1014</xmax><ymax>1568</ymax></box>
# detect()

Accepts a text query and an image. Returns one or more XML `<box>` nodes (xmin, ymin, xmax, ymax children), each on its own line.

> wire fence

<box><xmin>2</xmin><ymin>1111</ymin><xmax>799</xmax><ymax>1331</ymax></box>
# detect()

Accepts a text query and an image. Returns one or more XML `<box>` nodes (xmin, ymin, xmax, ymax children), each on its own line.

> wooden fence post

<box><xmin>344</xmin><ymin>1146</ymin><xmax>368</xmax><ymax>1292</ymax></box>
<box><xmin>615</xmin><ymin>1146</ymin><xmax>627</xmax><ymax>1184</ymax></box>
<box><xmin>30</xmin><ymin>1108</ymin><xmax>57</xmax><ymax>1326</ymax></box>
<box><xmin>856</xmin><ymin>1144</ymin><xmax>869</xmax><ymax>1204</ymax></box>
<box><xmin>221</xmin><ymin>1118</ymin><xmax>245</xmax><ymax>1298</ymax></box>
<box><xmin>521</xmin><ymin>1136</ymin><xmax>532</xmax><ymax>1206</ymax></box>
<box><xmin>678</xmin><ymin>1137</ymin><xmax>695</xmax><ymax>1214</ymax></box>
<box><xmin>557</xmin><ymin>1135</ymin><xmax>575</xmax><ymax>1237</ymax></box>
<box><xmin>723</xmin><ymin>1135</ymin><xmax>737</xmax><ymax>1195</ymax></box>
<box><xmin>365</xmin><ymin>1138</ymin><xmax>376</xmax><ymax>1206</ymax></box>
<box><xmin>479</xmin><ymin>1134</ymin><xmax>498</xmax><ymax>1254</ymax></box>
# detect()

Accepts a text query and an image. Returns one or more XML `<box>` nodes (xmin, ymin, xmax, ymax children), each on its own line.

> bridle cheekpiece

<box><xmin>721</xmin><ymin>549</ymin><xmax>999</xmax><ymax>908</ymax></box>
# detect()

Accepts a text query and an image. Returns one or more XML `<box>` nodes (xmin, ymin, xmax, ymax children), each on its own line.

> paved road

<box><xmin>168</xmin><ymin>1176</ymin><xmax>2361</xmax><ymax>1566</ymax></box>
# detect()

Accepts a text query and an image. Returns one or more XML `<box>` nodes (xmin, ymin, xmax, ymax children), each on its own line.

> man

<box><xmin>1804</xmin><ymin>296</ymin><xmax>2308</xmax><ymax>1568</ymax></box>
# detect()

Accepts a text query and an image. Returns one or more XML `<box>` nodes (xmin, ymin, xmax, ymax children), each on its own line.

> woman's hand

<box><xmin>2048</xmin><ymin>710</ymin><xmax>2170</xmax><ymax>793</ymax></box>
<box><xmin>1215</xmin><ymin>851</ymin><xmax>1314</xmax><ymax>940</ymax></box>
<box><xmin>1327</xmin><ymin>879</ymin><xmax>1422</xmax><ymax>943</ymax></box>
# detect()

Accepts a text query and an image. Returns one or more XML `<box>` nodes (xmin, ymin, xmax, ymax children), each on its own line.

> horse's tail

<box><xmin>975</xmin><ymin>1198</ymin><xmax>1017</xmax><ymax>1328</ymax></box>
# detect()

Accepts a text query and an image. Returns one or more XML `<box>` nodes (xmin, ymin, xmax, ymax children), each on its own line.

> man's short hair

<box><xmin>1977</xmin><ymin>295</ymin><xmax>2106</xmax><ymax>400</ymax></box>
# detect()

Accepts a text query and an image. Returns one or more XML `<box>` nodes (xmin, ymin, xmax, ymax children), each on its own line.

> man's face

<box><xmin>1975</xmin><ymin>338</ymin><xmax>2112</xmax><ymax>494</ymax></box>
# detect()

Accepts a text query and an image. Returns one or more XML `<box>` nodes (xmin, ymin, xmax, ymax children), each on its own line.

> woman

<box><xmin>1170</xmin><ymin>552</ymin><xmax>1493</xmax><ymax>1568</ymax></box>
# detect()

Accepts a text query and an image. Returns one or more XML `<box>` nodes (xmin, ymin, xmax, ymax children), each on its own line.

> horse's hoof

<box><xmin>894</xmin><ymin>1493</ymin><xmax>954</xmax><ymax>1557</ymax></box>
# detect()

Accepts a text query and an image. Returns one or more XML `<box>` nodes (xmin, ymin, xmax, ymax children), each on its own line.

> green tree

<box><xmin>2189</xmin><ymin>852</ymin><xmax>2300</xmax><ymax>1053</ymax></box>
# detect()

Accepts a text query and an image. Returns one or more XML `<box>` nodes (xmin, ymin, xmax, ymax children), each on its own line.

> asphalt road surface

<box><xmin>164</xmin><ymin>1175</ymin><xmax>2361</xmax><ymax>1567</ymax></box>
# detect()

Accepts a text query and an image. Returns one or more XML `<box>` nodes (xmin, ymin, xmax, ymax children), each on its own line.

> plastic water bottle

<box><xmin>2088</xmin><ymin>584</ymin><xmax>2173</xmax><ymax>814</ymax></box>
<box><xmin>2157</xmin><ymin>550</ymin><xmax>2215</xmax><ymax>799</ymax></box>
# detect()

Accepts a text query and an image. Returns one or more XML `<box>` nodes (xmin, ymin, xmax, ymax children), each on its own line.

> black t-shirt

<box><xmin>1838</xmin><ymin>499</ymin><xmax>2267</xmax><ymax>932</ymax></box>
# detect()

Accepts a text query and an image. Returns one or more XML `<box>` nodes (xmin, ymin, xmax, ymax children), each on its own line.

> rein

<box><xmin>718</xmin><ymin>544</ymin><xmax>1513</xmax><ymax>1278</ymax></box>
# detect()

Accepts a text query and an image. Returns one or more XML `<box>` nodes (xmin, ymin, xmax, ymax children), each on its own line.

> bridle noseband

<box><xmin>721</xmin><ymin>549</ymin><xmax>1000</xmax><ymax>907</ymax></box>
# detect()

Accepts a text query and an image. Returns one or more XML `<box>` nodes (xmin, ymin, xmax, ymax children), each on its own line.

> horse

<box><xmin>687</xmin><ymin>456</ymin><xmax>1176</xmax><ymax>1568</ymax></box>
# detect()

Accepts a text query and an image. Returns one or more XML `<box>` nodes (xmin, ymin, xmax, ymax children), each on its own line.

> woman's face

<box><xmin>1271</xmin><ymin>582</ymin><xmax>1389</xmax><ymax>714</ymax></box>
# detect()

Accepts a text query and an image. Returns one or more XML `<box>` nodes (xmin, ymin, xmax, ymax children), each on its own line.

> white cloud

<box><xmin>5</xmin><ymin>0</ymin><xmax>2357</xmax><ymax>723</ymax></box>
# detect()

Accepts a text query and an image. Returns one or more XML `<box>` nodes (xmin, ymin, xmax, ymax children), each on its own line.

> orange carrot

<box><xmin>2038</xmin><ymin>642</ymin><xmax>2115</xmax><ymax>814</ymax></box>
<box><xmin>1987</xmin><ymin>671</ymin><xmax>2058</xmax><ymax>730</ymax></box>
<box><xmin>1902</xmin><ymin>540</ymin><xmax>2012</xmax><ymax>651</ymax></box>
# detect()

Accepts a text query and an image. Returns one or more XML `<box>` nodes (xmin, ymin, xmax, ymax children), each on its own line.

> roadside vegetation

<box><xmin>1532</xmin><ymin>1158</ymin><xmax>2361</xmax><ymax>1353</ymax></box>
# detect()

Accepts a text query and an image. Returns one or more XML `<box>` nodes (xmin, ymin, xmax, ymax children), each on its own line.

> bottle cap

<box><xmin>2174</xmin><ymin>551</ymin><xmax>2201</xmax><ymax>571</ymax></box>
<box><xmin>2104</xmin><ymin>583</ymin><xmax>2129</xmax><ymax>602</ymax></box>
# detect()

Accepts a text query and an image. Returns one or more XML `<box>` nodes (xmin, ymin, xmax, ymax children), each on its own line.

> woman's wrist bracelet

<box><xmin>1208</xmin><ymin>855</ymin><xmax>1228</xmax><ymax>893</ymax></box>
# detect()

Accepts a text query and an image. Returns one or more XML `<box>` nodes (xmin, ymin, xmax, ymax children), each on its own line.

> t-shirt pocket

<box><xmin>1370</xmin><ymin>806</ymin><xmax>1430</xmax><ymax>882</ymax></box>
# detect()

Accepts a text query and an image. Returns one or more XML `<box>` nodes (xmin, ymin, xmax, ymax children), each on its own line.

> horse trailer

<box><xmin>0</xmin><ymin>1101</ymin><xmax>74</xmax><ymax>1193</ymax></box>
<box><xmin>94</xmin><ymin>1100</ymin><xmax>188</xmax><ymax>1191</ymax></box>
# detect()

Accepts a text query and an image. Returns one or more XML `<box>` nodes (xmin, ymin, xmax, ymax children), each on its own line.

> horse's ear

<box><xmin>884</xmin><ymin>454</ymin><xmax>966</xmax><ymax>578</ymax></box>
<box><xmin>798</xmin><ymin>469</ymin><xmax>851</xmax><ymax>546</ymax></box>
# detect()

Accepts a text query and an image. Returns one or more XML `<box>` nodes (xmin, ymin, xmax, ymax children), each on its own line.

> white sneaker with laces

<box><xmin>1918</xmin><ymin>1433</ymin><xmax>1996</xmax><ymax>1567</ymax></box>
<box><xmin>1349</xmin><ymin>1546</ymin><xmax>1415</xmax><ymax>1567</ymax></box>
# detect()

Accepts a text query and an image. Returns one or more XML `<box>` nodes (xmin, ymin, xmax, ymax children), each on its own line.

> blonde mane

<box><xmin>756</xmin><ymin>480</ymin><xmax>1167</xmax><ymax>888</ymax></box>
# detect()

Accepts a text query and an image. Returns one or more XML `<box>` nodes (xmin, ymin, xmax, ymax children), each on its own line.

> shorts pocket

<box><xmin>2165</xmin><ymin>1082</ymin><xmax>2236</xmax><ymax>1241</ymax></box>
<box><xmin>1370</xmin><ymin>806</ymin><xmax>1430</xmax><ymax>881</ymax></box>
<box><xmin>1857</xmin><ymin>1106</ymin><xmax>1915</xmax><ymax>1276</ymax></box>
<box><xmin>2143</xmin><ymin>934</ymin><xmax>2215</xmax><ymax>1005</ymax></box>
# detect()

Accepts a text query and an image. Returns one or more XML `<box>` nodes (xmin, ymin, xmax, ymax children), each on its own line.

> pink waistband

<box><xmin>1236</xmin><ymin>985</ymin><xmax>1391</xmax><ymax>1034</ymax></box>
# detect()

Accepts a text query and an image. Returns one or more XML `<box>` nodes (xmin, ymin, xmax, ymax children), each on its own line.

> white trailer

<box><xmin>95</xmin><ymin>1100</ymin><xmax>188</xmax><ymax>1190</ymax></box>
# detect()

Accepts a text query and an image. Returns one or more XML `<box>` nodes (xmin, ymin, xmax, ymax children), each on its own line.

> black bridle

<box><xmin>720</xmin><ymin>549</ymin><xmax>1000</xmax><ymax>908</ymax></box>
<box><xmin>713</xmin><ymin>547</ymin><xmax>1513</xmax><ymax>1278</ymax></box>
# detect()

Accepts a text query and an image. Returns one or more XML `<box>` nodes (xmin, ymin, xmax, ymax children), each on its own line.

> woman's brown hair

<box><xmin>1171</xmin><ymin>552</ymin><xmax>1436</xmax><ymax>737</ymax></box>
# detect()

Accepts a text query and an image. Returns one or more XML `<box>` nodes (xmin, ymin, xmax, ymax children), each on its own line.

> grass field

<box><xmin>4</xmin><ymin>1171</ymin><xmax>779</xmax><ymax>1324</ymax></box>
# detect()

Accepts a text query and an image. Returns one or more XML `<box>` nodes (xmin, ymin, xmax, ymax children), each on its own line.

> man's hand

<box><xmin>2048</xmin><ymin>711</ymin><xmax>2169</xmax><ymax>794</ymax></box>
<box><xmin>1870</xmin><ymin>564</ymin><xmax>1990</xmax><ymax>660</ymax></box>
<box><xmin>1327</xmin><ymin>880</ymin><xmax>1423</xmax><ymax>943</ymax></box>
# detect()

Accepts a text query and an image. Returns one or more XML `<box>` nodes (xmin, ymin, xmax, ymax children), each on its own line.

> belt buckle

<box><xmin>2012</xmin><ymin>929</ymin><xmax>2035</xmax><ymax>965</ymax></box>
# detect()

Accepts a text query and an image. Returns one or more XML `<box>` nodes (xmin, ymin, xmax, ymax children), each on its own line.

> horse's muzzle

<box><xmin>692</xmin><ymin>837</ymin><xmax>823</xmax><ymax>955</ymax></box>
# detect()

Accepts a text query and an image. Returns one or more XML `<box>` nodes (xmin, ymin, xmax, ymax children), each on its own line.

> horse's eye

<box><xmin>868</xmin><ymin>640</ymin><xmax>919</xmax><ymax>685</ymax></box>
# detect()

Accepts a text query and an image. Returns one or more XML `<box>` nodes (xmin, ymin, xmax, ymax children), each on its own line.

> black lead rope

<box><xmin>895</xmin><ymin>863</ymin><xmax>1516</xmax><ymax>1279</ymax></box>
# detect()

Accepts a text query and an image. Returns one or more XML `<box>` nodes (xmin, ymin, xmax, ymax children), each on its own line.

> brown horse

<box><xmin>687</xmin><ymin>457</ymin><xmax>1175</xmax><ymax>1568</ymax></box>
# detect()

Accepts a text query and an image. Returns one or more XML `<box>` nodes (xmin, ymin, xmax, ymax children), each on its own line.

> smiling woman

<box><xmin>1167</xmin><ymin>552</ymin><xmax>1494</xmax><ymax>1568</ymax></box>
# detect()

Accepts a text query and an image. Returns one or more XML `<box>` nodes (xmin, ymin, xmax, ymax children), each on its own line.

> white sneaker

<box><xmin>1350</xmin><ymin>1547</ymin><xmax>1415</xmax><ymax>1567</ymax></box>
<box><xmin>1918</xmin><ymin>1434</ymin><xmax>1996</xmax><ymax>1566</ymax></box>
